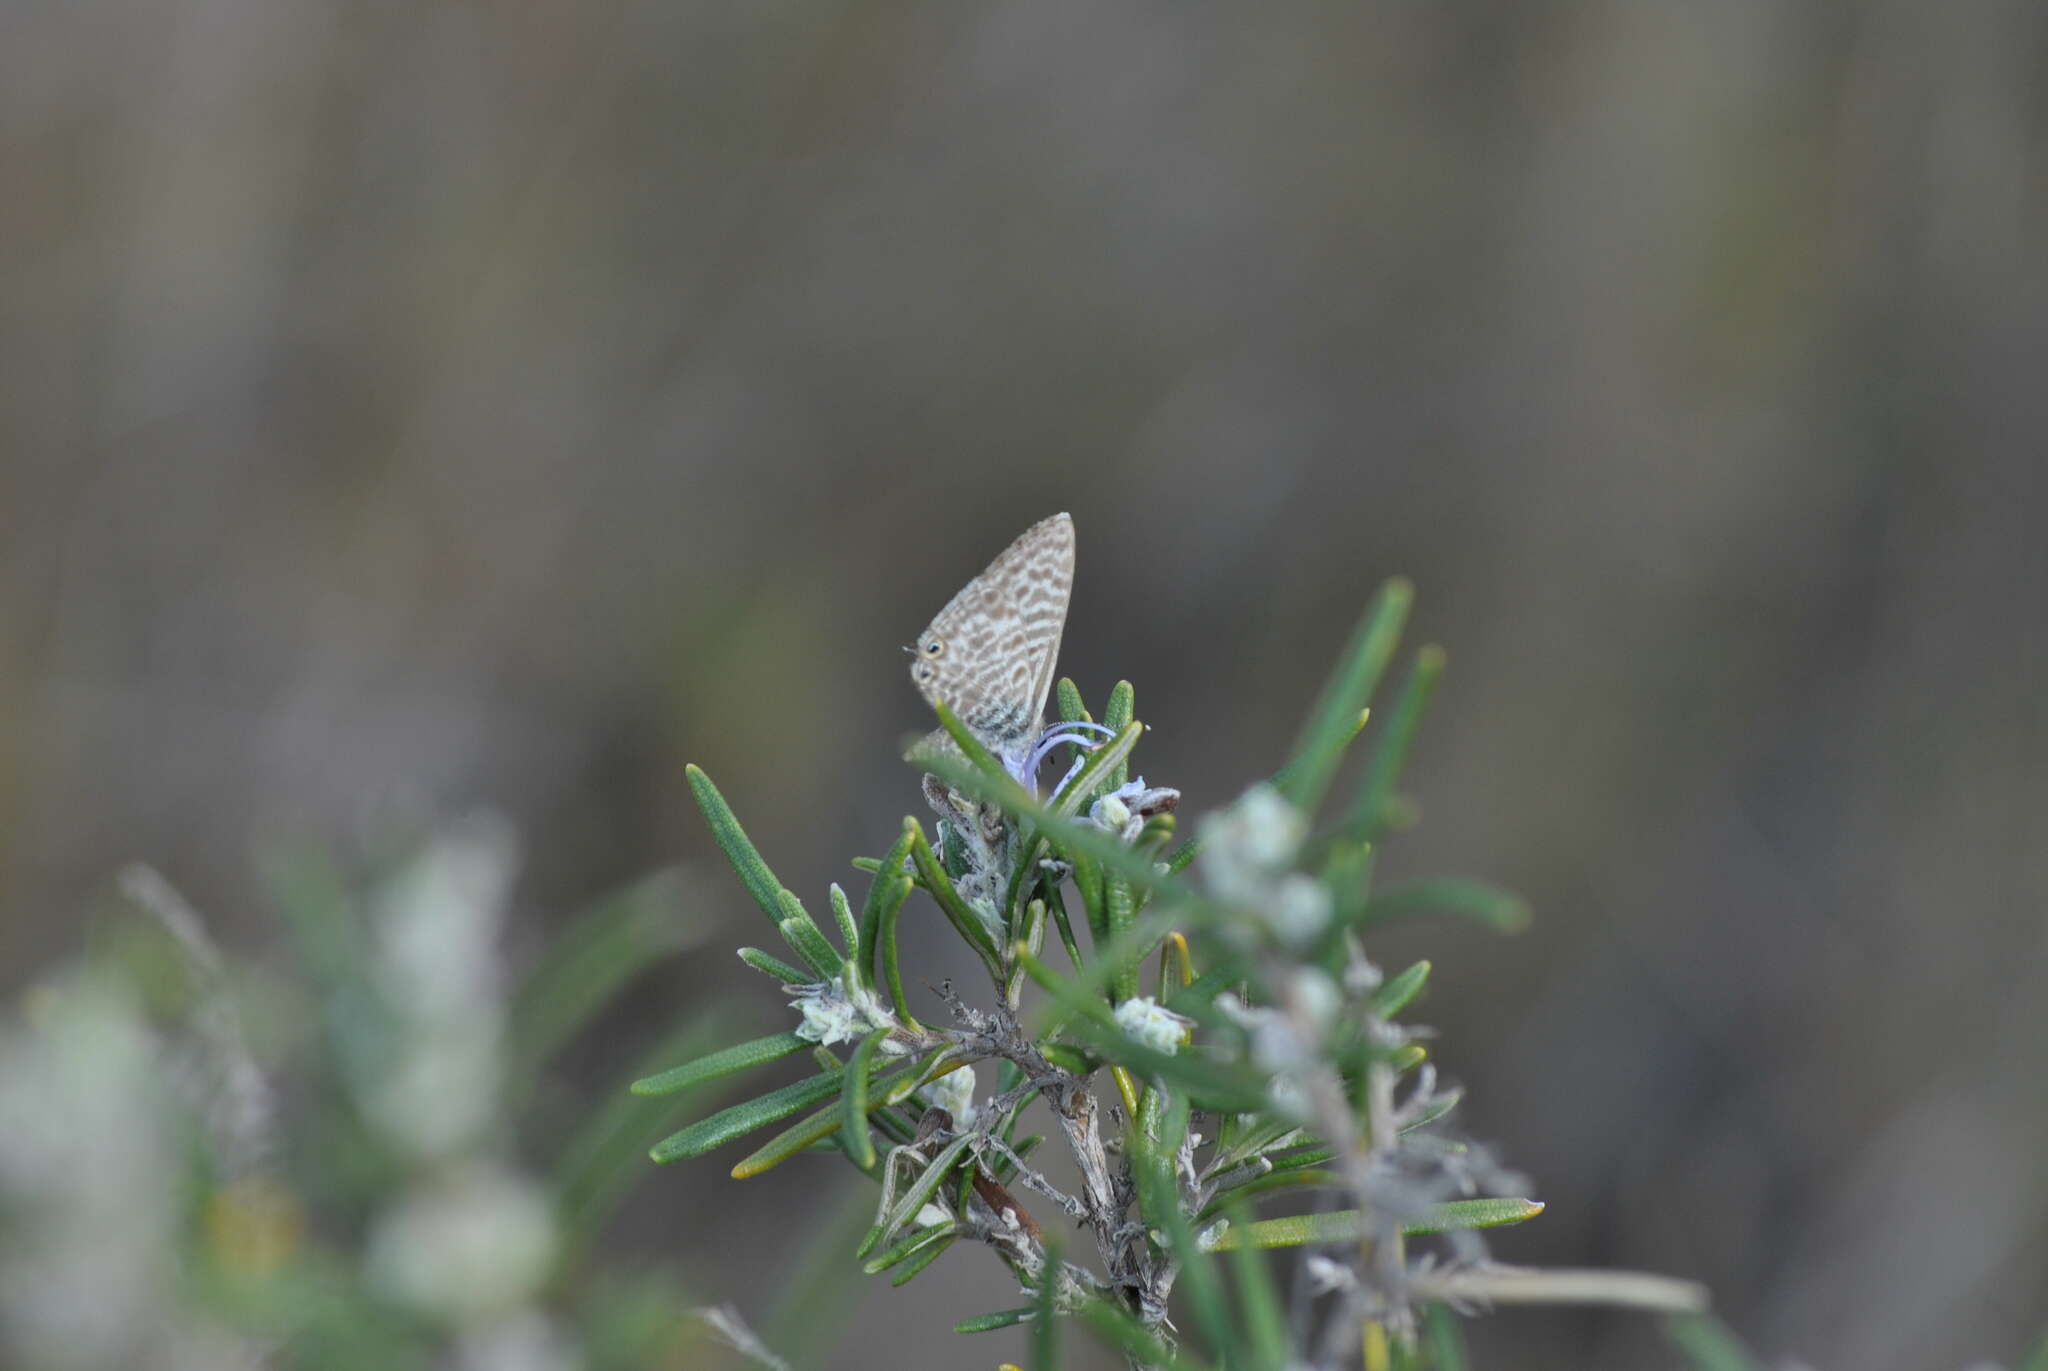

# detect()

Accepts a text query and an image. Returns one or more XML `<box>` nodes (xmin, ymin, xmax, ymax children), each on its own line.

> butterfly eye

<box><xmin>924</xmin><ymin>638</ymin><xmax>945</xmax><ymax>657</ymax></box>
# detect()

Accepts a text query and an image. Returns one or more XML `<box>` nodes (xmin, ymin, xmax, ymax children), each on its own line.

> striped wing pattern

<box><xmin>910</xmin><ymin>512</ymin><xmax>1075</xmax><ymax>759</ymax></box>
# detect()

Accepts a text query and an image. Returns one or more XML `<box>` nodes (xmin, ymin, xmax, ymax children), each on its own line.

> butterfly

<box><xmin>907</xmin><ymin>512</ymin><xmax>1102</xmax><ymax>784</ymax></box>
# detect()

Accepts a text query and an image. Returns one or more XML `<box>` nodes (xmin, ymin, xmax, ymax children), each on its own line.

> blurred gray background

<box><xmin>3</xmin><ymin>2</ymin><xmax>2045</xmax><ymax>1368</ymax></box>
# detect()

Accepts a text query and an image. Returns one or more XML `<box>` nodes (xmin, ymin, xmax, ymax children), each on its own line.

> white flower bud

<box><xmin>1114</xmin><ymin>996</ymin><xmax>1191</xmax><ymax>1055</ymax></box>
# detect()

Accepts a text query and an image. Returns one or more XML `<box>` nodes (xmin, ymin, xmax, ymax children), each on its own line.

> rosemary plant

<box><xmin>639</xmin><ymin>579</ymin><xmax>1712</xmax><ymax>1369</ymax></box>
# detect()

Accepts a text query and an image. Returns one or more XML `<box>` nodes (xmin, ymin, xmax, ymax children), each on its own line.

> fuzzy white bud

<box><xmin>1114</xmin><ymin>997</ymin><xmax>1191</xmax><ymax>1055</ymax></box>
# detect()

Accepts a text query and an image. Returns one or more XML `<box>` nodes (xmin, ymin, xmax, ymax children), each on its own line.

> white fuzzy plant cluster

<box><xmin>0</xmin><ymin>816</ymin><xmax>695</xmax><ymax>1371</ymax></box>
<box><xmin>355</xmin><ymin>817</ymin><xmax>575</xmax><ymax>1371</ymax></box>
<box><xmin>0</xmin><ymin>973</ymin><xmax>259</xmax><ymax>1371</ymax></box>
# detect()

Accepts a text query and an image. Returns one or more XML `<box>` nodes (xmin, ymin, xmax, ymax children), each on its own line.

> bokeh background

<box><xmin>3</xmin><ymin>2</ymin><xmax>2045</xmax><ymax>1368</ymax></box>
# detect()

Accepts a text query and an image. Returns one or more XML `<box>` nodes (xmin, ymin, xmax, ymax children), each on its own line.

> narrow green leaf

<box><xmin>859</xmin><ymin>827</ymin><xmax>917</xmax><ymax>988</ymax></box>
<box><xmin>829</xmin><ymin>884</ymin><xmax>860</xmax><ymax>966</ymax></box>
<box><xmin>876</xmin><ymin>874</ymin><xmax>920</xmax><ymax>1027</ymax></box>
<box><xmin>776</xmin><ymin>889</ymin><xmax>842</xmax><ymax>977</ymax></box>
<box><xmin>1363</xmin><ymin>878</ymin><xmax>1531</xmax><ymax>934</ymax></box>
<box><xmin>1033</xmin><ymin>1235</ymin><xmax>1062</xmax><ymax>1369</ymax></box>
<box><xmin>1264</xmin><ymin>1144</ymin><xmax>1335</xmax><ymax>1173</ymax></box>
<box><xmin>630</xmin><ymin>1032</ymin><xmax>809</xmax><ymax>1097</ymax></box>
<box><xmin>863</xmin><ymin>1219</ymin><xmax>956</xmax><ymax>1275</ymax></box>
<box><xmin>1422</xmin><ymin>1304</ymin><xmax>1469</xmax><ymax>1371</ymax></box>
<box><xmin>1056</xmin><ymin>676</ymin><xmax>1090</xmax><ymax>725</ymax></box>
<box><xmin>729</xmin><ymin>1055</ymin><xmax>932</xmax><ymax>1178</ymax></box>
<box><xmin>1393</xmin><ymin>1196</ymin><xmax>1545</xmax><ymax>1236</ymax></box>
<box><xmin>1039</xmin><ymin>1042</ymin><xmax>1093</xmax><ymax>1075</ymax></box>
<box><xmin>650</xmin><ymin>1068</ymin><xmax>845</xmax><ymax>1163</ymax></box>
<box><xmin>2021</xmin><ymin>1329</ymin><xmax>2048</xmax><ymax>1371</ymax></box>
<box><xmin>905</xmin><ymin>818</ymin><xmax>1003</xmax><ymax>975</ymax></box>
<box><xmin>928</xmin><ymin>701</ymin><xmax>1023</xmax><ymax>797</ymax></box>
<box><xmin>1202</xmin><ymin>1198</ymin><xmax>1544</xmax><ymax>1249</ymax></box>
<box><xmin>1050</xmin><ymin>719</ymin><xmax>1143</xmax><ymax>819</ymax></box>
<box><xmin>889</xmin><ymin>1232</ymin><xmax>955</xmax><ymax>1286</ymax></box>
<box><xmin>878</xmin><ymin>1133</ymin><xmax>977</xmax><ymax>1244</ymax></box>
<box><xmin>1280</xmin><ymin>579</ymin><xmax>1412</xmax><ymax>815</ymax></box>
<box><xmin>1101</xmin><ymin>680</ymin><xmax>1134</xmax><ymax>791</ymax></box>
<box><xmin>1222</xmin><ymin>1202</ymin><xmax>1289</xmax><ymax>1370</ymax></box>
<box><xmin>1105</xmin><ymin>872</ymin><xmax>1138</xmax><ymax>1002</ymax></box>
<box><xmin>954</xmin><ymin>1306</ymin><xmax>1033</xmax><ymax>1334</ymax></box>
<box><xmin>1402</xmin><ymin>1086</ymin><xmax>1463</xmax><ymax>1134</ymax></box>
<box><xmin>1072</xmin><ymin>1299</ymin><xmax>1187</xmax><ymax>1370</ymax></box>
<box><xmin>1663</xmin><ymin>1315</ymin><xmax>1769</xmax><ymax>1371</ymax></box>
<box><xmin>1198</xmin><ymin>1168</ymin><xmax>1343</xmax><ymax>1220</ymax></box>
<box><xmin>686</xmin><ymin>764</ymin><xmax>786</xmax><ymax>928</ymax></box>
<box><xmin>1348</xmin><ymin>645</ymin><xmax>1444</xmax><ymax>837</ymax></box>
<box><xmin>840</xmin><ymin>1028</ymin><xmax>889</xmax><ymax>1169</ymax></box>
<box><xmin>737</xmin><ymin>947</ymin><xmax>810</xmax><ymax>983</ymax></box>
<box><xmin>1322</xmin><ymin>836</ymin><xmax>1376</xmax><ymax>930</ymax></box>
<box><xmin>1148</xmin><ymin>1172</ymin><xmax>1235</xmax><ymax>1363</ymax></box>
<box><xmin>1370</xmin><ymin>960</ymin><xmax>1432</xmax><ymax>1018</ymax></box>
<box><xmin>1045</xmin><ymin>883</ymin><xmax>1085</xmax><ymax>970</ymax></box>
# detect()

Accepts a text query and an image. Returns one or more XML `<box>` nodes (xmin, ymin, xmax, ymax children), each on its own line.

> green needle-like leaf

<box><xmin>1664</xmin><ymin>1315</ymin><xmax>1769</xmax><ymax>1371</ymax></box>
<box><xmin>1050</xmin><ymin>719</ymin><xmax>1143</xmax><ymax>820</ymax></box>
<box><xmin>828</xmin><ymin>883</ymin><xmax>860</xmax><ymax>966</ymax></box>
<box><xmin>840</xmin><ymin>1028</ymin><xmax>889</xmax><ymax>1169</ymax></box>
<box><xmin>1281</xmin><ymin>579</ymin><xmax>1412</xmax><ymax>815</ymax></box>
<box><xmin>1348</xmin><ymin>644</ymin><xmax>1445</xmax><ymax>837</ymax></box>
<box><xmin>729</xmin><ymin>1055</ymin><xmax>933</xmax><ymax>1178</ymax></box>
<box><xmin>889</xmin><ymin>1232</ymin><xmax>955</xmax><ymax>1286</ymax></box>
<box><xmin>1101</xmin><ymin>680</ymin><xmax>1134</xmax><ymax>792</ymax></box>
<box><xmin>1072</xmin><ymin>1299</ymin><xmax>1194</xmax><ymax>1371</ymax></box>
<box><xmin>1201</xmin><ymin>1198</ymin><xmax>1543</xmax><ymax>1249</ymax></box>
<box><xmin>905</xmin><ymin>818</ymin><xmax>1003</xmax><ymax>975</ymax></box>
<box><xmin>1423</xmin><ymin>1304</ymin><xmax>1470</xmax><ymax>1371</ymax></box>
<box><xmin>630</xmin><ymin>1032</ymin><xmax>809</xmax><ymax>1097</ymax></box>
<box><xmin>877</xmin><ymin>1133</ymin><xmax>977</xmax><ymax>1245</ymax></box>
<box><xmin>875</xmin><ymin>874</ymin><xmax>920</xmax><ymax>1027</ymax></box>
<box><xmin>927</xmin><ymin>701</ymin><xmax>1028</xmax><ymax>799</ymax></box>
<box><xmin>1401</xmin><ymin>1086</ymin><xmax>1464</xmax><ymax>1134</ymax></box>
<box><xmin>862</xmin><ymin>1219</ymin><xmax>956</xmax><ymax>1275</ymax></box>
<box><xmin>1370</xmin><ymin>960</ymin><xmax>1432</xmax><ymax>1018</ymax></box>
<box><xmin>1222</xmin><ymin>1202</ymin><xmax>1289</xmax><ymax>1370</ymax></box>
<box><xmin>651</xmin><ymin>1068</ymin><xmax>846</xmax><ymax>1163</ymax></box>
<box><xmin>859</xmin><ymin>826</ymin><xmax>917</xmax><ymax>987</ymax></box>
<box><xmin>1197</xmin><ymin>1168</ymin><xmax>1343</xmax><ymax>1220</ymax></box>
<box><xmin>1033</xmin><ymin>1236</ymin><xmax>1062</xmax><ymax>1369</ymax></box>
<box><xmin>737</xmin><ymin>947</ymin><xmax>810</xmax><ymax>983</ymax></box>
<box><xmin>686</xmin><ymin>764</ymin><xmax>787</xmax><ymax>929</ymax></box>
<box><xmin>776</xmin><ymin>889</ymin><xmax>843</xmax><ymax>977</ymax></box>
<box><xmin>1137</xmin><ymin>1095</ymin><xmax>1234</xmax><ymax>1362</ymax></box>
<box><xmin>1105</xmin><ymin>873</ymin><xmax>1138</xmax><ymax>1002</ymax></box>
<box><xmin>954</xmin><ymin>1307</ymin><xmax>1033</xmax><ymax>1335</ymax></box>
<box><xmin>1363</xmin><ymin>878</ymin><xmax>1531</xmax><ymax>934</ymax></box>
<box><xmin>1056</xmin><ymin>676</ymin><xmax>1090</xmax><ymax>725</ymax></box>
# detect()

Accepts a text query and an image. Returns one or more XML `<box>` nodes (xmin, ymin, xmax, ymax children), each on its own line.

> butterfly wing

<box><xmin>910</xmin><ymin>512</ymin><xmax>1074</xmax><ymax>756</ymax></box>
